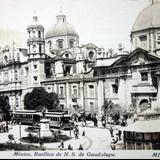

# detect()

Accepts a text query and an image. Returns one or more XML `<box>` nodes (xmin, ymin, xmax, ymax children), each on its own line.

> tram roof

<box><xmin>13</xmin><ymin>110</ymin><xmax>42</xmax><ymax>115</ymax></box>
<box><xmin>45</xmin><ymin>112</ymin><xmax>66</xmax><ymax>115</ymax></box>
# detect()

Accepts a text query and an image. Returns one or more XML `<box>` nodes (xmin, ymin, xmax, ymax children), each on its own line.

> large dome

<box><xmin>132</xmin><ymin>3</ymin><xmax>160</xmax><ymax>32</ymax></box>
<box><xmin>45</xmin><ymin>14</ymin><xmax>78</xmax><ymax>38</ymax></box>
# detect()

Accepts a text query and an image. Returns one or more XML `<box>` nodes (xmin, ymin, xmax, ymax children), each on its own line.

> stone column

<box><xmin>66</xmin><ymin>82</ymin><xmax>70</xmax><ymax>109</ymax></box>
<box><xmin>97</xmin><ymin>80</ymin><xmax>104</xmax><ymax>117</ymax></box>
<box><xmin>150</xmin><ymin>30</ymin><xmax>154</xmax><ymax>52</ymax></box>
<box><xmin>80</xmin><ymin>81</ymin><xmax>84</xmax><ymax>109</ymax></box>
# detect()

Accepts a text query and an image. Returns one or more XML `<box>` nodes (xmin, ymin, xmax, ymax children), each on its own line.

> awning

<box><xmin>121</xmin><ymin>119</ymin><xmax>160</xmax><ymax>133</ymax></box>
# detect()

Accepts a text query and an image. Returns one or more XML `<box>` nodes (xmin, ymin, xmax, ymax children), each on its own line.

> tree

<box><xmin>101</xmin><ymin>100</ymin><xmax>113</xmax><ymax>127</ymax></box>
<box><xmin>24</xmin><ymin>87</ymin><xmax>59</xmax><ymax>111</ymax></box>
<box><xmin>0</xmin><ymin>96</ymin><xmax>11</xmax><ymax>125</ymax></box>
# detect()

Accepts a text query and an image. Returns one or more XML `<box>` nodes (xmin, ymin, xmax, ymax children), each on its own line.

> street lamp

<box><xmin>82</xmin><ymin>75</ymin><xmax>87</xmax><ymax>126</ymax></box>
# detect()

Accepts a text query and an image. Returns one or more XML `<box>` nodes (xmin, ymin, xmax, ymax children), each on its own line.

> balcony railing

<box><xmin>132</xmin><ymin>85</ymin><xmax>157</xmax><ymax>93</ymax></box>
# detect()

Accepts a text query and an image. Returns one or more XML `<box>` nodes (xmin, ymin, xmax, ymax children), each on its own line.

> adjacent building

<box><xmin>0</xmin><ymin>0</ymin><xmax>160</xmax><ymax>116</ymax></box>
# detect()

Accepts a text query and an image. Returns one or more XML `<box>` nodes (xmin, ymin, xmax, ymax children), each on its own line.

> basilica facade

<box><xmin>1</xmin><ymin>0</ymin><xmax>160</xmax><ymax>116</ymax></box>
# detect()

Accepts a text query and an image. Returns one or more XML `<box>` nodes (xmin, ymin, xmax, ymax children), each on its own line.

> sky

<box><xmin>0</xmin><ymin>0</ymin><xmax>149</xmax><ymax>51</ymax></box>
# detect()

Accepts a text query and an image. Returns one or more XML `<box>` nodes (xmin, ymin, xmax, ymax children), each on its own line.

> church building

<box><xmin>0</xmin><ymin>0</ymin><xmax>160</xmax><ymax>116</ymax></box>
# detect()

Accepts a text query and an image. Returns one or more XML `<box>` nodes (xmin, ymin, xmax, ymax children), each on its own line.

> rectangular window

<box><xmin>88</xmin><ymin>85</ymin><xmax>95</xmax><ymax>97</ymax></box>
<box><xmin>135</xmin><ymin>142</ymin><xmax>143</xmax><ymax>150</ymax></box>
<box><xmin>127</xmin><ymin>142</ymin><xmax>134</xmax><ymax>150</ymax></box>
<box><xmin>73</xmin><ymin>86</ymin><xmax>78</xmax><ymax>98</ymax></box>
<box><xmin>60</xmin><ymin>86</ymin><xmax>64</xmax><ymax>97</ymax></box>
<box><xmin>15</xmin><ymin>73</ymin><xmax>18</xmax><ymax>81</ymax></box>
<box><xmin>112</xmin><ymin>84</ymin><xmax>118</xmax><ymax>94</ymax></box>
<box><xmin>145</xmin><ymin>143</ymin><xmax>152</xmax><ymax>150</ymax></box>
<box><xmin>58</xmin><ymin>40</ymin><xmax>63</xmax><ymax>49</ymax></box>
<box><xmin>4</xmin><ymin>71</ymin><xmax>9</xmax><ymax>83</ymax></box>
<box><xmin>141</xmin><ymin>72</ymin><xmax>148</xmax><ymax>81</ymax></box>
<box><xmin>139</xmin><ymin>35</ymin><xmax>147</xmax><ymax>49</ymax></box>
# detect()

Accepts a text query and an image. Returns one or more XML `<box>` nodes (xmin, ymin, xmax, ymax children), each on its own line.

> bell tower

<box><xmin>27</xmin><ymin>15</ymin><xmax>45</xmax><ymax>59</ymax></box>
<box><xmin>27</xmin><ymin>15</ymin><xmax>45</xmax><ymax>87</ymax></box>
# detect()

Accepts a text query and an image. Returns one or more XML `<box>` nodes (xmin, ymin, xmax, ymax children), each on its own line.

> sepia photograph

<box><xmin>0</xmin><ymin>0</ymin><xmax>159</xmax><ymax>159</ymax></box>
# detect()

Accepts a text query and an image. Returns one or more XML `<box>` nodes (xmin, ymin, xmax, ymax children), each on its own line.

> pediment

<box><xmin>112</xmin><ymin>48</ymin><xmax>160</xmax><ymax>67</ymax></box>
<box><xmin>82</xmin><ymin>43</ymin><xmax>99</xmax><ymax>50</ymax></box>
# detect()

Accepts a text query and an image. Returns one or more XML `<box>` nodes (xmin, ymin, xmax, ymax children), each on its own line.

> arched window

<box><xmin>70</xmin><ymin>39</ymin><xmax>74</xmax><ymax>48</ymax></box>
<box><xmin>4</xmin><ymin>55</ymin><xmax>8</xmax><ymax>63</ymax></box>
<box><xmin>38</xmin><ymin>31</ymin><xmax>41</xmax><ymax>38</ymax></box>
<box><xmin>57</xmin><ymin>40</ymin><xmax>63</xmax><ymax>49</ymax></box>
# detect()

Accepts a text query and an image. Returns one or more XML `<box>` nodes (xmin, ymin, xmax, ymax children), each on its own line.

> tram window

<box><xmin>136</xmin><ymin>142</ymin><xmax>143</xmax><ymax>150</ymax></box>
<box><xmin>127</xmin><ymin>142</ymin><xmax>134</xmax><ymax>150</ymax></box>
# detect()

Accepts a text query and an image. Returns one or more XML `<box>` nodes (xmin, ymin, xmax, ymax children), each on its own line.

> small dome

<box><xmin>132</xmin><ymin>3</ymin><xmax>160</xmax><ymax>32</ymax></box>
<box><xmin>27</xmin><ymin>15</ymin><xmax>44</xmax><ymax>30</ymax></box>
<box><xmin>45</xmin><ymin>14</ymin><xmax>78</xmax><ymax>38</ymax></box>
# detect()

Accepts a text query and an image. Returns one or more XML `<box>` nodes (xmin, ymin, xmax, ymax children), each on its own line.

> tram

<box><xmin>12</xmin><ymin>110</ymin><xmax>42</xmax><ymax>125</ymax></box>
<box><xmin>45</xmin><ymin>112</ymin><xmax>74</xmax><ymax>129</ymax></box>
<box><xmin>12</xmin><ymin>110</ymin><xmax>74</xmax><ymax>129</ymax></box>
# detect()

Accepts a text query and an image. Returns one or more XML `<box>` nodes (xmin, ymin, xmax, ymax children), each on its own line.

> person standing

<box><xmin>109</xmin><ymin>127</ymin><xmax>114</xmax><ymax>137</ymax></box>
<box><xmin>68</xmin><ymin>144</ymin><xmax>73</xmax><ymax>150</ymax></box>
<box><xmin>82</xmin><ymin>130</ymin><xmax>85</xmax><ymax>137</ymax></box>
<box><xmin>118</xmin><ymin>130</ymin><xmax>122</xmax><ymax>140</ymax></box>
<box><xmin>78</xmin><ymin>144</ymin><xmax>84</xmax><ymax>150</ymax></box>
<box><xmin>60</xmin><ymin>140</ymin><xmax>64</xmax><ymax>149</ymax></box>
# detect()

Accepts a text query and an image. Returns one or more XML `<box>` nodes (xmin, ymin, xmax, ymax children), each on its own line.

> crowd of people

<box><xmin>58</xmin><ymin>124</ymin><xmax>85</xmax><ymax>150</ymax></box>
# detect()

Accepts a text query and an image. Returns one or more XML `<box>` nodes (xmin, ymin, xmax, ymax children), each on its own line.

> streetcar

<box><xmin>45</xmin><ymin>112</ymin><xmax>74</xmax><ymax>130</ymax></box>
<box><xmin>12</xmin><ymin>110</ymin><xmax>74</xmax><ymax>129</ymax></box>
<box><xmin>12</xmin><ymin>110</ymin><xmax>42</xmax><ymax>125</ymax></box>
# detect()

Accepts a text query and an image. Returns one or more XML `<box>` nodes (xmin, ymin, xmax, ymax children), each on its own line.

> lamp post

<box><xmin>19</xmin><ymin>122</ymin><xmax>21</xmax><ymax>140</ymax></box>
<box><xmin>82</xmin><ymin>75</ymin><xmax>87</xmax><ymax>126</ymax></box>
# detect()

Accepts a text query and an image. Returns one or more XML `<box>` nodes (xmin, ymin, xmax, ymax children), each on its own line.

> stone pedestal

<box><xmin>40</xmin><ymin>119</ymin><xmax>52</xmax><ymax>137</ymax></box>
